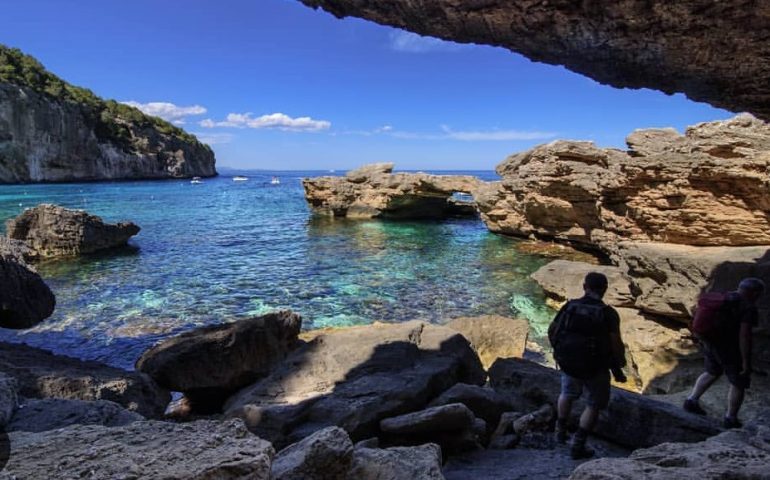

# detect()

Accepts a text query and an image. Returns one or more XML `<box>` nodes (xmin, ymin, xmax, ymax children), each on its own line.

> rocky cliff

<box><xmin>0</xmin><ymin>45</ymin><xmax>216</xmax><ymax>183</ymax></box>
<box><xmin>300</xmin><ymin>1</ymin><xmax>770</xmax><ymax>121</ymax></box>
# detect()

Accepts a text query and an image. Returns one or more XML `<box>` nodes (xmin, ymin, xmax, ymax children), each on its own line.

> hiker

<box><xmin>684</xmin><ymin>277</ymin><xmax>765</xmax><ymax>428</ymax></box>
<box><xmin>548</xmin><ymin>272</ymin><xmax>626</xmax><ymax>460</ymax></box>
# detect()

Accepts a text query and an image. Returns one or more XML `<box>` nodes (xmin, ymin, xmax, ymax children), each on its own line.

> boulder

<box><xmin>0</xmin><ymin>419</ymin><xmax>274</xmax><ymax>480</ymax></box>
<box><xmin>0</xmin><ymin>373</ymin><xmax>17</xmax><ymax>429</ymax></box>
<box><xmin>225</xmin><ymin>321</ymin><xmax>485</xmax><ymax>447</ymax></box>
<box><xmin>488</xmin><ymin>412</ymin><xmax>522</xmax><ymax>450</ymax></box>
<box><xmin>303</xmin><ymin>164</ymin><xmax>482</xmax><ymax>219</ymax></box>
<box><xmin>512</xmin><ymin>405</ymin><xmax>554</xmax><ymax>435</ymax></box>
<box><xmin>7</xmin><ymin>398</ymin><xmax>143</xmax><ymax>433</ymax></box>
<box><xmin>136</xmin><ymin>311</ymin><xmax>302</xmax><ymax>413</ymax></box>
<box><xmin>0</xmin><ymin>238</ymin><xmax>55</xmax><ymax>329</ymax></box>
<box><xmin>475</xmin><ymin>116</ymin><xmax>770</xmax><ymax>249</ymax></box>
<box><xmin>445</xmin><ymin>315</ymin><xmax>529</xmax><ymax>370</ymax></box>
<box><xmin>271</xmin><ymin>426</ymin><xmax>354</xmax><ymax>480</ymax></box>
<box><xmin>428</xmin><ymin>383</ymin><xmax>513</xmax><ymax>430</ymax></box>
<box><xmin>347</xmin><ymin>444</ymin><xmax>445</xmax><ymax>480</ymax></box>
<box><xmin>570</xmin><ymin>430</ymin><xmax>770</xmax><ymax>479</ymax></box>
<box><xmin>380</xmin><ymin>403</ymin><xmax>475</xmax><ymax>436</ymax></box>
<box><xmin>0</xmin><ymin>341</ymin><xmax>169</xmax><ymax>418</ymax></box>
<box><xmin>299</xmin><ymin>3</ymin><xmax>770</xmax><ymax>121</ymax></box>
<box><xmin>488</xmin><ymin>358</ymin><xmax>722</xmax><ymax>449</ymax></box>
<box><xmin>531</xmin><ymin>260</ymin><xmax>634</xmax><ymax>308</ymax></box>
<box><xmin>5</xmin><ymin>204</ymin><xmax>140</xmax><ymax>259</ymax></box>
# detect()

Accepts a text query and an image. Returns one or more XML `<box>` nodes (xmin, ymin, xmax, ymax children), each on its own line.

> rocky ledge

<box><xmin>5</xmin><ymin>203</ymin><xmax>140</xmax><ymax>259</ymax></box>
<box><xmin>300</xmin><ymin>1</ymin><xmax>770</xmax><ymax>121</ymax></box>
<box><xmin>303</xmin><ymin>162</ymin><xmax>482</xmax><ymax>219</ymax></box>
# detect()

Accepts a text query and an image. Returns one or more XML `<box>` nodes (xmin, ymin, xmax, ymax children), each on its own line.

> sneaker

<box><xmin>683</xmin><ymin>398</ymin><xmax>707</xmax><ymax>416</ymax></box>
<box><xmin>570</xmin><ymin>444</ymin><xmax>595</xmax><ymax>460</ymax></box>
<box><xmin>555</xmin><ymin>427</ymin><xmax>569</xmax><ymax>444</ymax></box>
<box><xmin>723</xmin><ymin>416</ymin><xmax>743</xmax><ymax>429</ymax></box>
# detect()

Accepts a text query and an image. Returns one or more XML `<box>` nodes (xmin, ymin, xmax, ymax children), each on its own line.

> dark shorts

<box><xmin>702</xmin><ymin>341</ymin><xmax>751</xmax><ymax>389</ymax></box>
<box><xmin>560</xmin><ymin>370</ymin><xmax>611</xmax><ymax>409</ymax></box>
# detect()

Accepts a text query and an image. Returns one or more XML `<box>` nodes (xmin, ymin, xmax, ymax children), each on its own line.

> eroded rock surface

<box><xmin>445</xmin><ymin>315</ymin><xmax>528</xmax><ymax>370</ymax></box>
<box><xmin>7</xmin><ymin>397</ymin><xmax>143</xmax><ymax>432</ymax></box>
<box><xmin>303</xmin><ymin>164</ymin><xmax>482</xmax><ymax>219</ymax></box>
<box><xmin>0</xmin><ymin>419</ymin><xmax>274</xmax><ymax>480</ymax></box>
<box><xmin>0</xmin><ymin>238</ymin><xmax>55</xmax><ymax>328</ymax></box>
<box><xmin>137</xmin><ymin>310</ymin><xmax>302</xmax><ymax>413</ymax></box>
<box><xmin>0</xmin><ymin>341</ymin><xmax>169</xmax><ymax>418</ymax></box>
<box><xmin>6</xmin><ymin>204</ymin><xmax>140</xmax><ymax>258</ymax></box>
<box><xmin>477</xmin><ymin>115</ymin><xmax>770</xmax><ymax>249</ymax></box>
<box><xmin>348</xmin><ymin>443</ymin><xmax>445</xmax><ymax>480</ymax></box>
<box><xmin>225</xmin><ymin>321</ymin><xmax>485</xmax><ymax>447</ymax></box>
<box><xmin>271</xmin><ymin>426</ymin><xmax>354</xmax><ymax>480</ymax></box>
<box><xmin>531</xmin><ymin>260</ymin><xmax>634</xmax><ymax>308</ymax></box>
<box><xmin>300</xmin><ymin>1</ymin><xmax>770</xmax><ymax>121</ymax></box>
<box><xmin>0</xmin><ymin>373</ymin><xmax>17</xmax><ymax>428</ymax></box>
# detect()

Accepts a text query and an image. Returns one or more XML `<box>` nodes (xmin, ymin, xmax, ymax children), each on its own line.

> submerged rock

<box><xmin>445</xmin><ymin>315</ymin><xmax>529</xmax><ymax>370</ymax></box>
<box><xmin>7</xmin><ymin>398</ymin><xmax>143</xmax><ymax>433</ymax></box>
<box><xmin>5</xmin><ymin>204</ymin><xmax>140</xmax><ymax>259</ymax></box>
<box><xmin>0</xmin><ymin>341</ymin><xmax>169</xmax><ymax>418</ymax></box>
<box><xmin>224</xmin><ymin>321</ymin><xmax>485</xmax><ymax>447</ymax></box>
<box><xmin>0</xmin><ymin>419</ymin><xmax>274</xmax><ymax>480</ymax></box>
<box><xmin>0</xmin><ymin>238</ymin><xmax>55</xmax><ymax>329</ymax></box>
<box><xmin>303</xmin><ymin>163</ymin><xmax>482</xmax><ymax>219</ymax></box>
<box><xmin>136</xmin><ymin>310</ymin><xmax>302</xmax><ymax>413</ymax></box>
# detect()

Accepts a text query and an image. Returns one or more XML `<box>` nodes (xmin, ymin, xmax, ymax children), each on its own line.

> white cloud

<box><xmin>122</xmin><ymin>101</ymin><xmax>207</xmax><ymax>123</ymax></box>
<box><xmin>388</xmin><ymin>126</ymin><xmax>557</xmax><ymax>142</ymax></box>
<box><xmin>190</xmin><ymin>132</ymin><xmax>234</xmax><ymax>145</ymax></box>
<box><xmin>388</xmin><ymin>30</ymin><xmax>468</xmax><ymax>53</ymax></box>
<box><xmin>200</xmin><ymin>112</ymin><xmax>331</xmax><ymax>132</ymax></box>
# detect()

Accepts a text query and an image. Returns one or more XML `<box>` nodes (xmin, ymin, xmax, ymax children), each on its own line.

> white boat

<box><xmin>233</xmin><ymin>176</ymin><xmax>248</xmax><ymax>182</ymax></box>
<box><xmin>270</xmin><ymin>176</ymin><xmax>280</xmax><ymax>185</ymax></box>
<box><xmin>190</xmin><ymin>176</ymin><xmax>203</xmax><ymax>184</ymax></box>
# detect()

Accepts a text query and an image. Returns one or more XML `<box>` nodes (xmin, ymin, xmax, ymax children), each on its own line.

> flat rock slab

<box><xmin>531</xmin><ymin>260</ymin><xmax>634</xmax><ymax>307</ymax></box>
<box><xmin>446</xmin><ymin>315</ymin><xmax>529</xmax><ymax>370</ymax></box>
<box><xmin>0</xmin><ymin>341</ymin><xmax>169</xmax><ymax>418</ymax></box>
<box><xmin>0</xmin><ymin>419</ymin><xmax>274</xmax><ymax>480</ymax></box>
<box><xmin>7</xmin><ymin>398</ymin><xmax>143</xmax><ymax>432</ymax></box>
<box><xmin>348</xmin><ymin>444</ymin><xmax>445</xmax><ymax>480</ymax></box>
<box><xmin>381</xmin><ymin>403</ymin><xmax>475</xmax><ymax>435</ymax></box>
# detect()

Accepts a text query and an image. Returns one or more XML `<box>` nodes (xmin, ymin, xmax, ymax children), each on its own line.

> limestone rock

<box><xmin>445</xmin><ymin>315</ymin><xmax>529</xmax><ymax>370</ymax></box>
<box><xmin>347</xmin><ymin>444</ymin><xmax>445</xmax><ymax>480</ymax></box>
<box><xmin>428</xmin><ymin>383</ymin><xmax>513</xmax><ymax>430</ymax></box>
<box><xmin>570</xmin><ymin>430</ymin><xmax>770</xmax><ymax>479</ymax></box>
<box><xmin>476</xmin><ymin>116</ymin><xmax>770</xmax><ymax>248</ymax></box>
<box><xmin>0</xmin><ymin>419</ymin><xmax>274</xmax><ymax>480</ymax></box>
<box><xmin>0</xmin><ymin>373</ymin><xmax>17</xmax><ymax>429</ymax></box>
<box><xmin>488</xmin><ymin>412</ymin><xmax>522</xmax><ymax>450</ymax></box>
<box><xmin>225</xmin><ymin>321</ymin><xmax>485</xmax><ymax>447</ymax></box>
<box><xmin>303</xmin><ymin>164</ymin><xmax>482</xmax><ymax>219</ymax></box>
<box><xmin>7</xmin><ymin>398</ymin><xmax>143</xmax><ymax>432</ymax></box>
<box><xmin>300</xmin><ymin>2</ymin><xmax>770</xmax><ymax>121</ymax></box>
<box><xmin>488</xmin><ymin>358</ymin><xmax>721</xmax><ymax>449</ymax></box>
<box><xmin>0</xmin><ymin>341</ymin><xmax>170</xmax><ymax>418</ymax></box>
<box><xmin>380</xmin><ymin>403</ymin><xmax>475</xmax><ymax>436</ymax></box>
<box><xmin>5</xmin><ymin>204</ymin><xmax>140</xmax><ymax>259</ymax></box>
<box><xmin>512</xmin><ymin>405</ymin><xmax>554</xmax><ymax>435</ymax></box>
<box><xmin>531</xmin><ymin>260</ymin><xmax>634</xmax><ymax>308</ymax></box>
<box><xmin>136</xmin><ymin>310</ymin><xmax>301</xmax><ymax>412</ymax></box>
<box><xmin>0</xmin><ymin>238</ymin><xmax>55</xmax><ymax>329</ymax></box>
<box><xmin>271</xmin><ymin>426</ymin><xmax>354</xmax><ymax>480</ymax></box>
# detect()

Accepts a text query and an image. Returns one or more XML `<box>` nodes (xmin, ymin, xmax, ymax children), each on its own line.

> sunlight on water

<box><xmin>0</xmin><ymin>172</ymin><xmax>555</xmax><ymax>369</ymax></box>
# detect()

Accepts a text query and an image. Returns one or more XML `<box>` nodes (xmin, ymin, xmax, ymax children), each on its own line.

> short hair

<box><xmin>584</xmin><ymin>272</ymin><xmax>609</xmax><ymax>294</ymax></box>
<box><xmin>738</xmin><ymin>277</ymin><xmax>766</xmax><ymax>294</ymax></box>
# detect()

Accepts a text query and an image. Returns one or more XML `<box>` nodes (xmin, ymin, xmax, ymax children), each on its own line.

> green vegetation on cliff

<box><xmin>0</xmin><ymin>44</ymin><xmax>207</xmax><ymax>151</ymax></box>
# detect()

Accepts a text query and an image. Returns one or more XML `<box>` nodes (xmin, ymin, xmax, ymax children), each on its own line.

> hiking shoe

<box><xmin>723</xmin><ymin>416</ymin><xmax>743</xmax><ymax>429</ymax></box>
<box><xmin>570</xmin><ymin>444</ymin><xmax>595</xmax><ymax>460</ymax></box>
<box><xmin>554</xmin><ymin>427</ymin><xmax>569</xmax><ymax>444</ymax></box>
<box><xmin>683</xmin><ymin>398</ymin><xmax>707</xmax><ymax>416</ymax></box>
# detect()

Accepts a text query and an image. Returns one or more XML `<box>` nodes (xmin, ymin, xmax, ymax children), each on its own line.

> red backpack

<box><xmin>690</xmin><ymin>292</ymin><xmax>729</xmax><ymax>340</ymax></box>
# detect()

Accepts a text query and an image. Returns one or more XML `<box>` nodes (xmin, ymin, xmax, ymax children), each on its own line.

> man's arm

<box><xmin>607</xmin><ymin>308</ymin><xmax>626</xmax><ymax>369</ymax></box>
<box><xmin>739</xmin><ymin>322</ymin><xmax>753</xmax><ymax>375</ymax></box>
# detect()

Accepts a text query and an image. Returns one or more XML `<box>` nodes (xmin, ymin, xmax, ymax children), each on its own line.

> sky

<box><xmin>1</xmin><ymin>0</ymin><xmax>733</xmax><ymax>171</ymax></box>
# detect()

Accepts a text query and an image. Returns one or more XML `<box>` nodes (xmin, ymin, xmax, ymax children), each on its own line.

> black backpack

<box><xmin>548</xmin><ymin>301</ymin><xmax>609</xmax><ymax>379</ymax></box>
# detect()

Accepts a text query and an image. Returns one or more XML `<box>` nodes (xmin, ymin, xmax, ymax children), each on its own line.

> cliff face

<box><xmin>0</xmin><ymin>47</ymin><xmax>216</xmax><ymax>183</ymax></box>
<box><xmin>301</xmin><ymin>1</ymin><xmax>770</xmax><ymax>121</ymax></box>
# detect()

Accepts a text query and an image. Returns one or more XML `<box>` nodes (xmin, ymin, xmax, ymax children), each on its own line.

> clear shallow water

<box><xmin>0</xmin><ymin>171</ymin><xmax>555</xmax><ymax>369</ymax></box>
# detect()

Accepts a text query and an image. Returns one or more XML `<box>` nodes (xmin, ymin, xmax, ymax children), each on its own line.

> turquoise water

<box><xmin>0</xmin><ymin>171</ymin><xmax>555</xmax><ymax>369</ymax></box>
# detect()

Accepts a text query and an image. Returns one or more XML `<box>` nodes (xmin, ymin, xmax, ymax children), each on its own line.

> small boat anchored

<box><xmin>270</xmin><ymin>176</ymin><xmax>281</xmax><ymax>185</ymax></box>
<box><xmin>233</xmin><ymin>176</ymin><xmax>248</xmax><ymax>182</ymax></box>
<box><xmin>190</xmin><ymin>176</ymin><xmax>203</xmax><ymax>184</ymax></box>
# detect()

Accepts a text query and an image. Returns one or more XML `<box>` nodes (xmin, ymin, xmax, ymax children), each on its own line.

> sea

<box><xmin>0</xmin><ymin>170</ymin><xmax>556</xmax><ymax>370</ymax></box>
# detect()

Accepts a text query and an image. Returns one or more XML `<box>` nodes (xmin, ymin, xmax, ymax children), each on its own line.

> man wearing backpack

<box><xmin>683</xmin><ymin>277</ymin><xmax>766</xmax><ymax>428</ymax></box>
<box><xmin>548</xmin><ymin>272</ymin><xmax>626</xmax><ymax>460</ymax></box>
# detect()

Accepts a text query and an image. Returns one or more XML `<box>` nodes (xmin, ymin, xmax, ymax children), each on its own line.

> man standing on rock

<box><xmin>684</xmin><ymin>277</ymin><xmax>765</xmax><ymax>428</ymax></box>
<box><xmin>548</xmin><ymin>272</ymin><xmax>626</xmax><ymax>460</ymax></box>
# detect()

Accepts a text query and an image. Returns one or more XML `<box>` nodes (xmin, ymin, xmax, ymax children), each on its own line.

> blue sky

<box><xmin>2</xmin><ymin>0</ymin><xmax>732</xmax><ymax>170</ymax></box>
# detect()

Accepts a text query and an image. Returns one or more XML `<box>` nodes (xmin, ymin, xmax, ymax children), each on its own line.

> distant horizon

<box><xmin>2</xmin><ymin>0</ymin><xmax>733</xmax><ymax>170</ymax></box>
